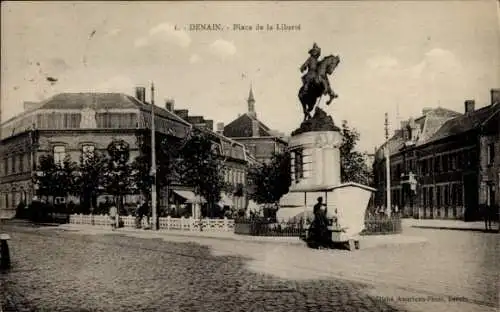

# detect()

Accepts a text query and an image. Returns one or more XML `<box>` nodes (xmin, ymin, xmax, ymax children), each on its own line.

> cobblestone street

<box><xmin>1</xmin><ymin>224</ymin><xmax>498</xmax><ymax>312</ymax></box>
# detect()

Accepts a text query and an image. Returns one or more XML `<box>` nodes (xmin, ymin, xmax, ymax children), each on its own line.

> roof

<box><xmin>223</xmin><ymin>113</ymin><xmax>279</xmax><ymax>138</ymax></box>
<box><xmin>2</xmin><ymin>92</ymin><xmax>191</xmax><ymax>127</ymax></box>
<box><xmin>194</xmin><ymin>124</ymin><xmax>248</xmax><ymax>162</ymax></box>
<box><xmin>1</xmin><ymin>92</ymin><xmax>192</xmax><ymax>139</ymax></box>
<box><xmin>374</xmin><ymin>106</ymin><xmax>462</xmax><ymax>159</ymax></box>
<box><xmin>38</xmin><ymin>93</ymin><xmax>139</xmax><ymax>110</ymax></box>
<box><xmin>417</xmin><ymin>107</ymin><xmax>461</xmax><ymax>144</ymax></box>
<box><xmin>425</xmin><ymin>103</ymin><xmax>499</xmax><ymax>144</ymax></box>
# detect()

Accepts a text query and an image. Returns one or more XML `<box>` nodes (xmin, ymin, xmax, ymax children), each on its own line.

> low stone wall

<box><xmin>68</xmin><ymin>214</ymin><xmax>235</xmax><ymax>232</ymax></box>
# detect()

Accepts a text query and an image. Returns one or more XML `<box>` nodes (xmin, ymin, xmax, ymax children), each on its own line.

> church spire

<box><xmin>247</xmin><ymin>84</ymin><xmax>256</xmax><ymax>117</ymax></box>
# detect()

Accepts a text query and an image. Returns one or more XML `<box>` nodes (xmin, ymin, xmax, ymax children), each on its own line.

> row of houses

<box><xmin>0</xmin><ymin>85</ymin><xmax>288</xmax><ymax>217</ymax></box>
<box><xmin>373</xmin><ymin>88</ymin><xmax>500</xmax><ymax>220</ymax></box>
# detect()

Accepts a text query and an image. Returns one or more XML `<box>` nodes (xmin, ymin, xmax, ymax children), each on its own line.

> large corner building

<box><xmin>373</xmin><ymin>89</ymin><xmax>500</xmax><ymax>220</ymax></box>
<box><xmin>0</xmin><ymin>88</ymin><xmax>251</xmax><ymax>217</ymax></box>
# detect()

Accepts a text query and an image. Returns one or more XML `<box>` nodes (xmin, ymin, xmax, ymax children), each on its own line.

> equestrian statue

<box><xmin>299</xmin><ymin>43</ymin><xmax>340</xmax><ymax>121</ymax></box>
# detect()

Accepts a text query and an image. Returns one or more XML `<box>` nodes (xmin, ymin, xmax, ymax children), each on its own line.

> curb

<box><xmin>120</xmin><ymin>228</ymin><xmax>307</xmax><ymax>246</ymax></box>
<box><xmin>411</xmin><ymin>225</ymin><xmax>499</xmax><ymax>233</ymax></box>
<box><xmin>58</xmin><ymin>225</ymin><xmax>429</xmax><ymax>249</ymax></box>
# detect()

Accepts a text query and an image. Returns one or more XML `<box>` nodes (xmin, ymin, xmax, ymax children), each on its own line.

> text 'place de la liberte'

<box><xmin>181</xmin><ymin>23</ymin><xmax>302</xmax><ymax>32</ymax></box>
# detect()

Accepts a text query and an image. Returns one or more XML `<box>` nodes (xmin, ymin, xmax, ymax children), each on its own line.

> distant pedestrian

<box><xmin>481</xmin><ymin>203</ymin><xmax>497</xmax><ymax>231</ymax></box>
<box><xmin>135</xmin><ymin>201</ymin><xmax>143</xmax><ymax>229</ymax></box>
<box><xmin>109</xmin><ymin>204</ymin><xmax>118</xmax><ymax>230</ymax></box>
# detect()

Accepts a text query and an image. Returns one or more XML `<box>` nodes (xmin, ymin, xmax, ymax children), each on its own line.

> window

<box><xmin>436</xmin><ymin>186</ymin><xmax>442</xmax><ymax>208</ymax></box>
<box><xmin>486</xmin><ymin>183</ymin><xmax>495</xmax><ymax>206</ymax></box>
<box><xmin>487</xmin><ymin>143</ymin><xmax>495</xmax><ymax>165</ymax></box>
<box><xmin>457</xmin><ymin>152</ymin><xmax>463</xmax><ymax>169</ymax></box>
<box><xmin>429</xmin><ymin>187</ymin><xmax>434</xmax><ymax>208</ymax></box>
<box><xmin>247</xmin><ymin>144</ymin><xmax>257</xmax><ymax>157</ymax></box>
<box><xmin>19</xmin><ymin>154</ymin><xmax>24</xmax><ymax>173</ymax></box>
<box><xmin>444</xmin><ymin>185</ymin><xmax>450</xmax><ymax>207</ymax></box>
<box><xmin>456</xmin><ymin>184</ymin><xmax>463</xmax><ymax>206</ymax></box>
<box><xmin>82</xmin><ymin>144</ymin><xmax>95</xmax><ymax>162</ymax></box>
<box><xmin>422</xmin><ymin>187</ymin><xmax>427</xmax><ymax>208</ymax></box>
<box><xmin>451</xmin><ymin>184</ymin><xmax>456</xmax><ymax>206</ymax></box>
<box><xmin>450</xmin><ymin>153</ymin><xmax>456</xmax><ymax>171</ymax></box>
<box><xmin>294</xmin><ymin>149</ymin><xmax>304</xmax><ymax>182</ymax></box>
<box><xmin>442</xmin><ymin>155</ymin><xmax>448</xmax><ymax>172</ymax></box>
<box><xmin>3</xmin><ymin>158</ymin><xmax>8</xmax><ymax>176</ymax></box>
<box><xmin>11</xmin><ymin>155</ymin><xmax>16</xmax><ymax>174</ymax></box>
<box><xmin>53</xmin><ymin>145</ymin><xmax>66</xmax><ymax>166</ymax></box>
<box><xmin>24</xmin><ymin>154</ymin><xmax>30</xmax><ymax>172</ymax></box>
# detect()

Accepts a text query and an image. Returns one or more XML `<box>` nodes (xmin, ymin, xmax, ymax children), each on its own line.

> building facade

<box><xmin>222</xmin><ymin>87</ymin><xmax>288</xmax><ymax>163</ymax></box>
<box><xmin>0</xmin><ymin>88</ymin><xmax>252</xmax><ymax>217</ymax></box>
<box><xmin>163</xmin><ymin>99</ymin><xmax>257</xmax><ymax>212</ymax></box>
<box><xmin>373</xmin><ymin>89</ymin><xmax>500</xmax><ymax>220</ymax></box>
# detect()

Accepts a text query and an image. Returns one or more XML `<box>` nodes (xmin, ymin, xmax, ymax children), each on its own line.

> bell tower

<box><xmin>247</xmin><ymin>85</ymin><xmax>256</xmax><ymax>118</ymax></box>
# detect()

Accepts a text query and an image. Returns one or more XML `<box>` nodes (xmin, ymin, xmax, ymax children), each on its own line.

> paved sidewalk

<box><xmin>403</xmin><ymin>218</ymin><xmax>499</xmax><ymax>232</ymax></box>
<box><xmin>57</xmin><ymin>223</ymin><xmax>428</xmax><ymax>249</ymax></box>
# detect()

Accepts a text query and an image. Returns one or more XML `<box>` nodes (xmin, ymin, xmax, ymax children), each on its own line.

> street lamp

<box><xmin>150</xmin><ymin>82</ymin><xmax>158</xmax><ymax>230</ymax></box>
<box><xmin>384</xmin><ymin>113</ymin><xmax>391</xmax><ymax>217</ymax></box>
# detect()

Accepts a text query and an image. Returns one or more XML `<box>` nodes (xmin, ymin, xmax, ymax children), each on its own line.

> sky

<box><xmin>1</xmin><ymin>1</ymin><xmax>499</xmax><ymax>152</ymax></box>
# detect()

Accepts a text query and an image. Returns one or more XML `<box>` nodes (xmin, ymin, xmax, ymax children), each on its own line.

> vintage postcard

<box><xmin>0</xmin><ymin>1</ymin><xmax>499</xmax><ymax>311</ymax></box>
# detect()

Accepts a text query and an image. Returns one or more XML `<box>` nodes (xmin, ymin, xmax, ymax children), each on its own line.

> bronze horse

<box><xmin>298</xmin><ymin>55</ymin><xmax>340</xmax><ymax>121</ymax></box>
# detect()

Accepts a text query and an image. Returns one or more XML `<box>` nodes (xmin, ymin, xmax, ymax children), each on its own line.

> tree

<box><xmin>33</xmin><ymin>154</ymin><xmax>79</xmax><ymax>208</ymax></box>
<box><xmin>103</xmin><ymin>139</ymin><xmax>132</xmax><ymax>214</ymax></box>
<box><xmin>176</xmin><ymin>131</ymin><xmax>226</xmax><ymax>218</ymax></box>
<box><xmin>247</xmin><ymin>151</ymin><xmax>291</xmax><ymax>206</ymax></box>
<box><xmin>340</xmin><ymin>120</ymin><xmax>373</xmax><ymax>185</ymax></box>
<box><xmin>130</xmin><ymin>132</ymin><xmax>181</xmax><ymax>205</ymax></box>
<box><xmin>76</xmin><ymin>150</ymin><xmax>108</xmax><ymax>213</ymax></box>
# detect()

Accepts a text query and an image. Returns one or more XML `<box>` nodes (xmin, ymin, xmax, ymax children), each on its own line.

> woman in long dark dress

<box><xmin>310</xmin><ymin>197</ymin><xmax>329</xmax><ymax>248</ymax></box>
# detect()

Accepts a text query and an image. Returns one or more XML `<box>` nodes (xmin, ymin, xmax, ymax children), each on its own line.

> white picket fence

<box><xmin>68</xmin><ymin>214</ymin><xmax>235</xmax><ymax>232</ymax></box>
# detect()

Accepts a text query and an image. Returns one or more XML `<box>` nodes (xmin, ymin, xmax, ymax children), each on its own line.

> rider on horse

<box><xmin>301</xmin><ymin>43</ymin><xmax>324</xmax><ymax>93</ymax></box>
<box><xmin>298</xmin><ymin>43</ymin><xmax>341</xmax><ymax>121</ymax></box>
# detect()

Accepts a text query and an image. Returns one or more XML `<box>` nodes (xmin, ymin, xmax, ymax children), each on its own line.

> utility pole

<box><xmin>385</xmin><ymin>112</ymin><xmax>392</xmax><ymax>217</ymax></box>
<box><xmin>150</xmin><ymin>82</ymin><xmax>158</xmax><ymax>230</ymax></box>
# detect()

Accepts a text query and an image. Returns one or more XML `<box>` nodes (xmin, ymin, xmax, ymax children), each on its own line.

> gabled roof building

<box><xmin>0</xmin><ymin>87</ymin><xmax>253</xmax><ymax>218</ymax></box>
<box><xmin>221</xmin><ymin>86</ymin><xmax>288</xmax><ymax>163</ymax></box>
<box><xmin>373</xmin><ymin>89</ymin><xmax>500</xmax><ymax>221</ymax></box>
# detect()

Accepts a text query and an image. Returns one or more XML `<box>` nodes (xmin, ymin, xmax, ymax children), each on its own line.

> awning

<box><xmin>218</xmin><ymin>194</ymin><xmax>233</xmax><ymax>206</ymax></box>
<box><xmin>173</xmin><ymin>190</ymin><xmax>206</xmax><ymax>204</ymax></box>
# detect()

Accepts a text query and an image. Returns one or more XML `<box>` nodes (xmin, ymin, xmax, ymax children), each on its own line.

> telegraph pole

<box><xmin>385</xmin><ymin>112</ymin><xmax>392</xmax><ymax>217</ymax></box>
<box><xmin>150</xmin><ymin>82</ymin><xmax>158</xmax><ymax>230</ymax></box>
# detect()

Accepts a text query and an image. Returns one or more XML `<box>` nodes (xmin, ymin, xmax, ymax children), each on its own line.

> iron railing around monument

<box><xmin>234</xmin><ymin>217</ymin><xmax>305</xmax><ymax>237</ymax></box>
<box><xmin>235</xmin><ymin>215</ymin><xmax>403</xmax><ymax>236</ymax></box>
<box><xmin>362</xmin><ymin>214</ymin><xmax>402</xmax><ymax>235</ymax></box>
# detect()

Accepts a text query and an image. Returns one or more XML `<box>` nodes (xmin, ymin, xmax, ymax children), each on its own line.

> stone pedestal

<box><xmin>289</xmin><ymin>130</ymin><xmax>343</xmax><ymax>192</ymax></box>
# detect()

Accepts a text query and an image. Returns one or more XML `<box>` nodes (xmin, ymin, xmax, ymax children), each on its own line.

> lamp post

<box><xmin>150</xmin><ymin>82</ymin><xmax>158</xmax><ymax>230</ymax></box>
<box><xmin>385</xmin><ymin>113</ymin><xmax>392</xmax><ymax>217</ymax></box>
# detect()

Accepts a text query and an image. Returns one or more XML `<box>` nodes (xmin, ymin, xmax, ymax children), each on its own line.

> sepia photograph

<box><xmin>0</xmin><ymin>1</ymin><xmax>499</xmax><ymax>311</ymax></box>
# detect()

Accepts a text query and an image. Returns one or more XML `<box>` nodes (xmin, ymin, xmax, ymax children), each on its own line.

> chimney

<box><xmin>422</xmin><ymin>107</ymin><xmax>432</xmax><ymax>116</ymax></box>
<box><xmin>464</xmin><ymin>100</ymin><xmax>475</xmax><ymax>114</ymax></box>
<box><xmin>165</xmin><ymin>98</ymin><xmax>175</xmax><ymax>111</ymax></box>
<box><xmin>247</xmin><ymin>85</ymin><xmax>256</xmax><ymax>117</ymax></box>
<box><xmin>491</xmin><ymin>88</ymin><xmax>500</xmax><ymax>105</ymax></box>
<box><xmin>205</xmin><ymin>120</ymin><xmax>214</xmax><ymax>131</ymax></box>
<box><xmin>135</xmin><ymin>87</ymin><xmax>146</xmax><ymax>103</ymax></box>
<box><xmin>216</xmin><ymin>122</ymin><xmax>224</xmax><ymax>134</ymax></box>
<box><xmin>252</xmin><ymin>119</ymin><xmax>260</xmax><ymax>137</ymax></box>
